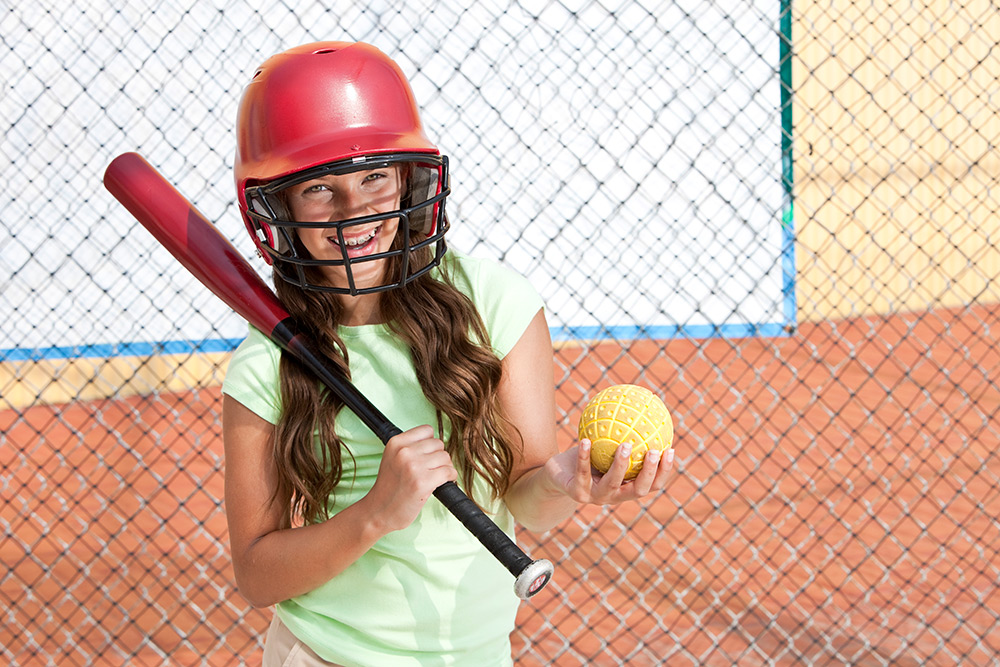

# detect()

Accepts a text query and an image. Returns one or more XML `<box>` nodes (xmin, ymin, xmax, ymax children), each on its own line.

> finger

<box><xmin>596</xmin><ymin>443</ymin><xmax>630</xmax><ymax>492</ymax></box>
<box><xmin>429</xmin><ymin>449</ymin><xmax>458</xmax><ymax>475</ymax></box>
<box><xmin>632</xmin><ymin>448</ymin><xmax>661</xmax><ymax>496</ymax></box>
<box><xmin>388</xmin><ymin>424</ymin><xmax>435</xmax><ymax>449</ymax></box>
<box><xmin>577</xmin><ymin>440</ymin><xmax>593</xmax><ymax>473</ymax></box>
<box><xmin>388</xmin><ymin>436</ymin><xmax>451</xmax><ymax>474</ymax></box>
<box><xmin>649</xmin><ymin>448</ymin><xmax>675</xmax><ymax>490</ymax></box>
<box><xmin>408</xmin><ymin>437</ymin><xmax>450</xmax><ymax>456</ymax></box>
<box><xmin>575</xmin><ymin>440</ymin><xmax>596</xmax><ymax>490</ymax></box>
<box><xmin>424</xmin><ymin>458</ymin><xmax>458</xmax><ymax>485</ymax></box>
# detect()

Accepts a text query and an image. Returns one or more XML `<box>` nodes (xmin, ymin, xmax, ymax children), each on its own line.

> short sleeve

<box><xmin>221</xmin><ymin>325</ymin><xmax>283</xmax><ymax>424</ymax></box>
<box><xmin>459</xmin><ymin>254</ymin><xmax>545</xmax><ymax>359</ymax></box>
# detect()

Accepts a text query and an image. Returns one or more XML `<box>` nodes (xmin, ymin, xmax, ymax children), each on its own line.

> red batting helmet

<box><xmin>234</xmin><ymin>41</ymin><xmax>449</xmax><ymax>294</ymax></box>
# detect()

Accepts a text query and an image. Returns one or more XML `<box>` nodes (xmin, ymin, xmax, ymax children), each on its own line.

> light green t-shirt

<box><xmin>222</xmin><ymin>250</ymin><xmax>544</xmax><ymax>666</ymax></box>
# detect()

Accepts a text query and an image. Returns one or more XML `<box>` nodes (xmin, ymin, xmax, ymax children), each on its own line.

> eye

<box><xmin>294</xmin><ymin>182</ymin><xmax>332</xmax><ymax>200</ymax></box>
<box><xmin>361</xmin><ymin>170</ymin><xmax>400</xmax><ymax>192</ymax></box>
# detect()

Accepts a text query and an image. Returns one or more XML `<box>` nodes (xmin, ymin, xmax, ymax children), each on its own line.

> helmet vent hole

<box><xmin>313</xmin><ymin>48</ymin><xmax>339</xmax><ymax>55</ymax></box>
<box><xmin>251</xmin><ymin>69</ymin><xmax>261</xmax><ymax>80</ymax></box>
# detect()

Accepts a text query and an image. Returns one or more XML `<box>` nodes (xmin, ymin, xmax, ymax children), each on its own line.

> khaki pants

<box><xmin>262</xmin><ymin>614</ymin><xmax>344</xmax><ymax>667</ymax></box>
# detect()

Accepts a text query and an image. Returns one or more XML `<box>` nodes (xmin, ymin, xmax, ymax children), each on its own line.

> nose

<box><xmin>334</xmin><ymin>181</ymin><xmax>397</xmax><ymax>223</ymax></box>
<box><xmin>332</xmin><ymin>186</ymin><xmax>367</xmax><ymax>221</ymax></box>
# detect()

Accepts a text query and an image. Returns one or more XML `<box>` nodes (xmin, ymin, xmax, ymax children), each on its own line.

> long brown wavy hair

<box><xmin>271</xmin><ymin>237</ymin><xmax>522</xmax><ymax>526</ymax></box>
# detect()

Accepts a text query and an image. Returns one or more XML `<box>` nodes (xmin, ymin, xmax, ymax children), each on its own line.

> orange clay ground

<box><xmin>3</xmin><ymin>304</ymin><xmax>998</xmax><ymax>665</ymax></box>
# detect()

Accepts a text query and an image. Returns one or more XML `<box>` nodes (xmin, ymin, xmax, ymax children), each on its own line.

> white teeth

<box><xmin>341</xmin><ymin>228</ymin><xmax>377</xmax><ymax>247</ymax></box>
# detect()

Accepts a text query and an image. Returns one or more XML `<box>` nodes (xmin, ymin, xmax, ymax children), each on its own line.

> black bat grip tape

<box><xmin>276</xmin><ymin>324</ymin><xmax>553</xmax><ymax>598</ymax></box>
<box><xmin>432</xmin><ymin>481</ymin><xmax>530</xmax><ymax>572</ymax></box>
<box><xmin>432</xmin><ymin>484</ymin><xmax>552</xmax><ymax>599</ymax></box>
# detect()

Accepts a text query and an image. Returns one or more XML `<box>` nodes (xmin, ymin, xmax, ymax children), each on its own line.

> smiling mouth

<box><xmin>332</xmin><ymin>225</ymin><xmax>380</xmax><ymax>257</ymax></box>
<box><xmin>344</xmin><ymin>228</ymin><xmax>377</xmax><ymax>247</ymax></box>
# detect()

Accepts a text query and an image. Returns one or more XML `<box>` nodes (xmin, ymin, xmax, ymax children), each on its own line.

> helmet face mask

<box><xmin>234</xmin><ymin>42</ymin><xmax>451</xmax><ymax>295</ymax></box>
<box><xmin>244</xmin><ymin>153</ymin><xmax>450</xmax><ymax>295</ymax></box>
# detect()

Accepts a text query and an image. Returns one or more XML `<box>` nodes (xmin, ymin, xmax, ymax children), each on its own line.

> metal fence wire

<box><xmin>3</xmin><ymin>0</ymin><xmax>999</xmax><ymax>665</ymax></box>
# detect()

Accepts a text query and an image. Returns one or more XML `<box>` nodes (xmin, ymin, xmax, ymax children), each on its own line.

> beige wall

<box><xmin>1</xmin><ymin>354</ymin><xmax>230</xmax><ymax>411</ymax></box>
<box><xmin>793</xmin><ymin>0</ymin><xmax>1000</xmax><ymax>320</ymax></box>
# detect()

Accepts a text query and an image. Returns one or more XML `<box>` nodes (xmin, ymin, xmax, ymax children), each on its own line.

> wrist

<box><xmin>509</xmin><ymin>464</ymin><xmax>580</xmax><ymax>533</ymax></box>
<box><xmin>337</xmin><ymin>496</ymin><xmax>392</xmax><ymax>548</ymax></box>
<box><xmin>538</xmin><ymin>458</ymin><xmax>571</xmax><ymax>498</ymax></box>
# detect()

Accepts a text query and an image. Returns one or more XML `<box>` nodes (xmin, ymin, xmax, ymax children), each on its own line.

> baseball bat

<box><xmin>103</xmin><ymin>152</ymin><xmax>553</xmax><ymax>599</ymax></box>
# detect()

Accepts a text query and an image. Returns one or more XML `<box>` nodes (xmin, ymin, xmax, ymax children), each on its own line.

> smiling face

<box><xmin>284</xmin><ymin>165</ymin><xmax>404</xmax><ymax>292</ymax></box>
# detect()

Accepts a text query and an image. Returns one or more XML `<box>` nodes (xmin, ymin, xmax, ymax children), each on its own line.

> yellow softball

<box><xmin>578</xmin><ymin>384</ymin><xmax>674</xmax><ymax>480</ymax></box>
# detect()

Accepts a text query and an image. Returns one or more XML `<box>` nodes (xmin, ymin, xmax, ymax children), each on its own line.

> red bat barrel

<box><xmin>103</xmin><ymin>152</ymin><xmax>290</xmax><ymax>336</ymax></box>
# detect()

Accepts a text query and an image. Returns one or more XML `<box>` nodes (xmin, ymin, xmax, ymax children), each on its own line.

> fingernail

<box><xmin>667</xmin><ymin>449</ymin><xmax>675</xmax><ymax>464</ymax></box>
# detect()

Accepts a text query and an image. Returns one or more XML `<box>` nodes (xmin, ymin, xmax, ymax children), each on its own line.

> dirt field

<box><xmin>3</xmin><ymin>304</ymin><xmax>998</xmax><ymax>665</ymax></box>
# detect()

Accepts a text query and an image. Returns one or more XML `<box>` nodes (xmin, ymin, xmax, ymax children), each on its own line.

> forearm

<box><xmin>505</xmin><ymin>464</ymin><xmax>580</xmax><ymax>533</ymax></box>
<box><xmin>232</xmin><ymin>499</ymin><xmax>385</xmax><ymax>607</ymax></box>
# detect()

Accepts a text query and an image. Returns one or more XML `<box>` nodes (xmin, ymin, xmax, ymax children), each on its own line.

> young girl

<box><xmin>221</xmin><ymin>41</ymin><xmax>675</xmax><ymax>666</ymax></box>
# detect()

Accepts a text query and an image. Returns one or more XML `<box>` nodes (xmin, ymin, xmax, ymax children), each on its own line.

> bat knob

<box><xmin>514</xmin><ymin>559</ymin><xmax>554</xmax><ymax>599</ymax></box>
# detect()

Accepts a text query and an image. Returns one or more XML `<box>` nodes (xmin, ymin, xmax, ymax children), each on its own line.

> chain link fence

<box><xmin>3</xmin><ymin>0</ymin><xmax>999</xmax><ymax>664</ymax></box>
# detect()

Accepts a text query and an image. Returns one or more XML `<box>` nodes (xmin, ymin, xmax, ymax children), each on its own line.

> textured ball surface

<box><xmin>578</xmin><ymin>384</ymin><xmax>673</xmax><ymax>479</ymax></box>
